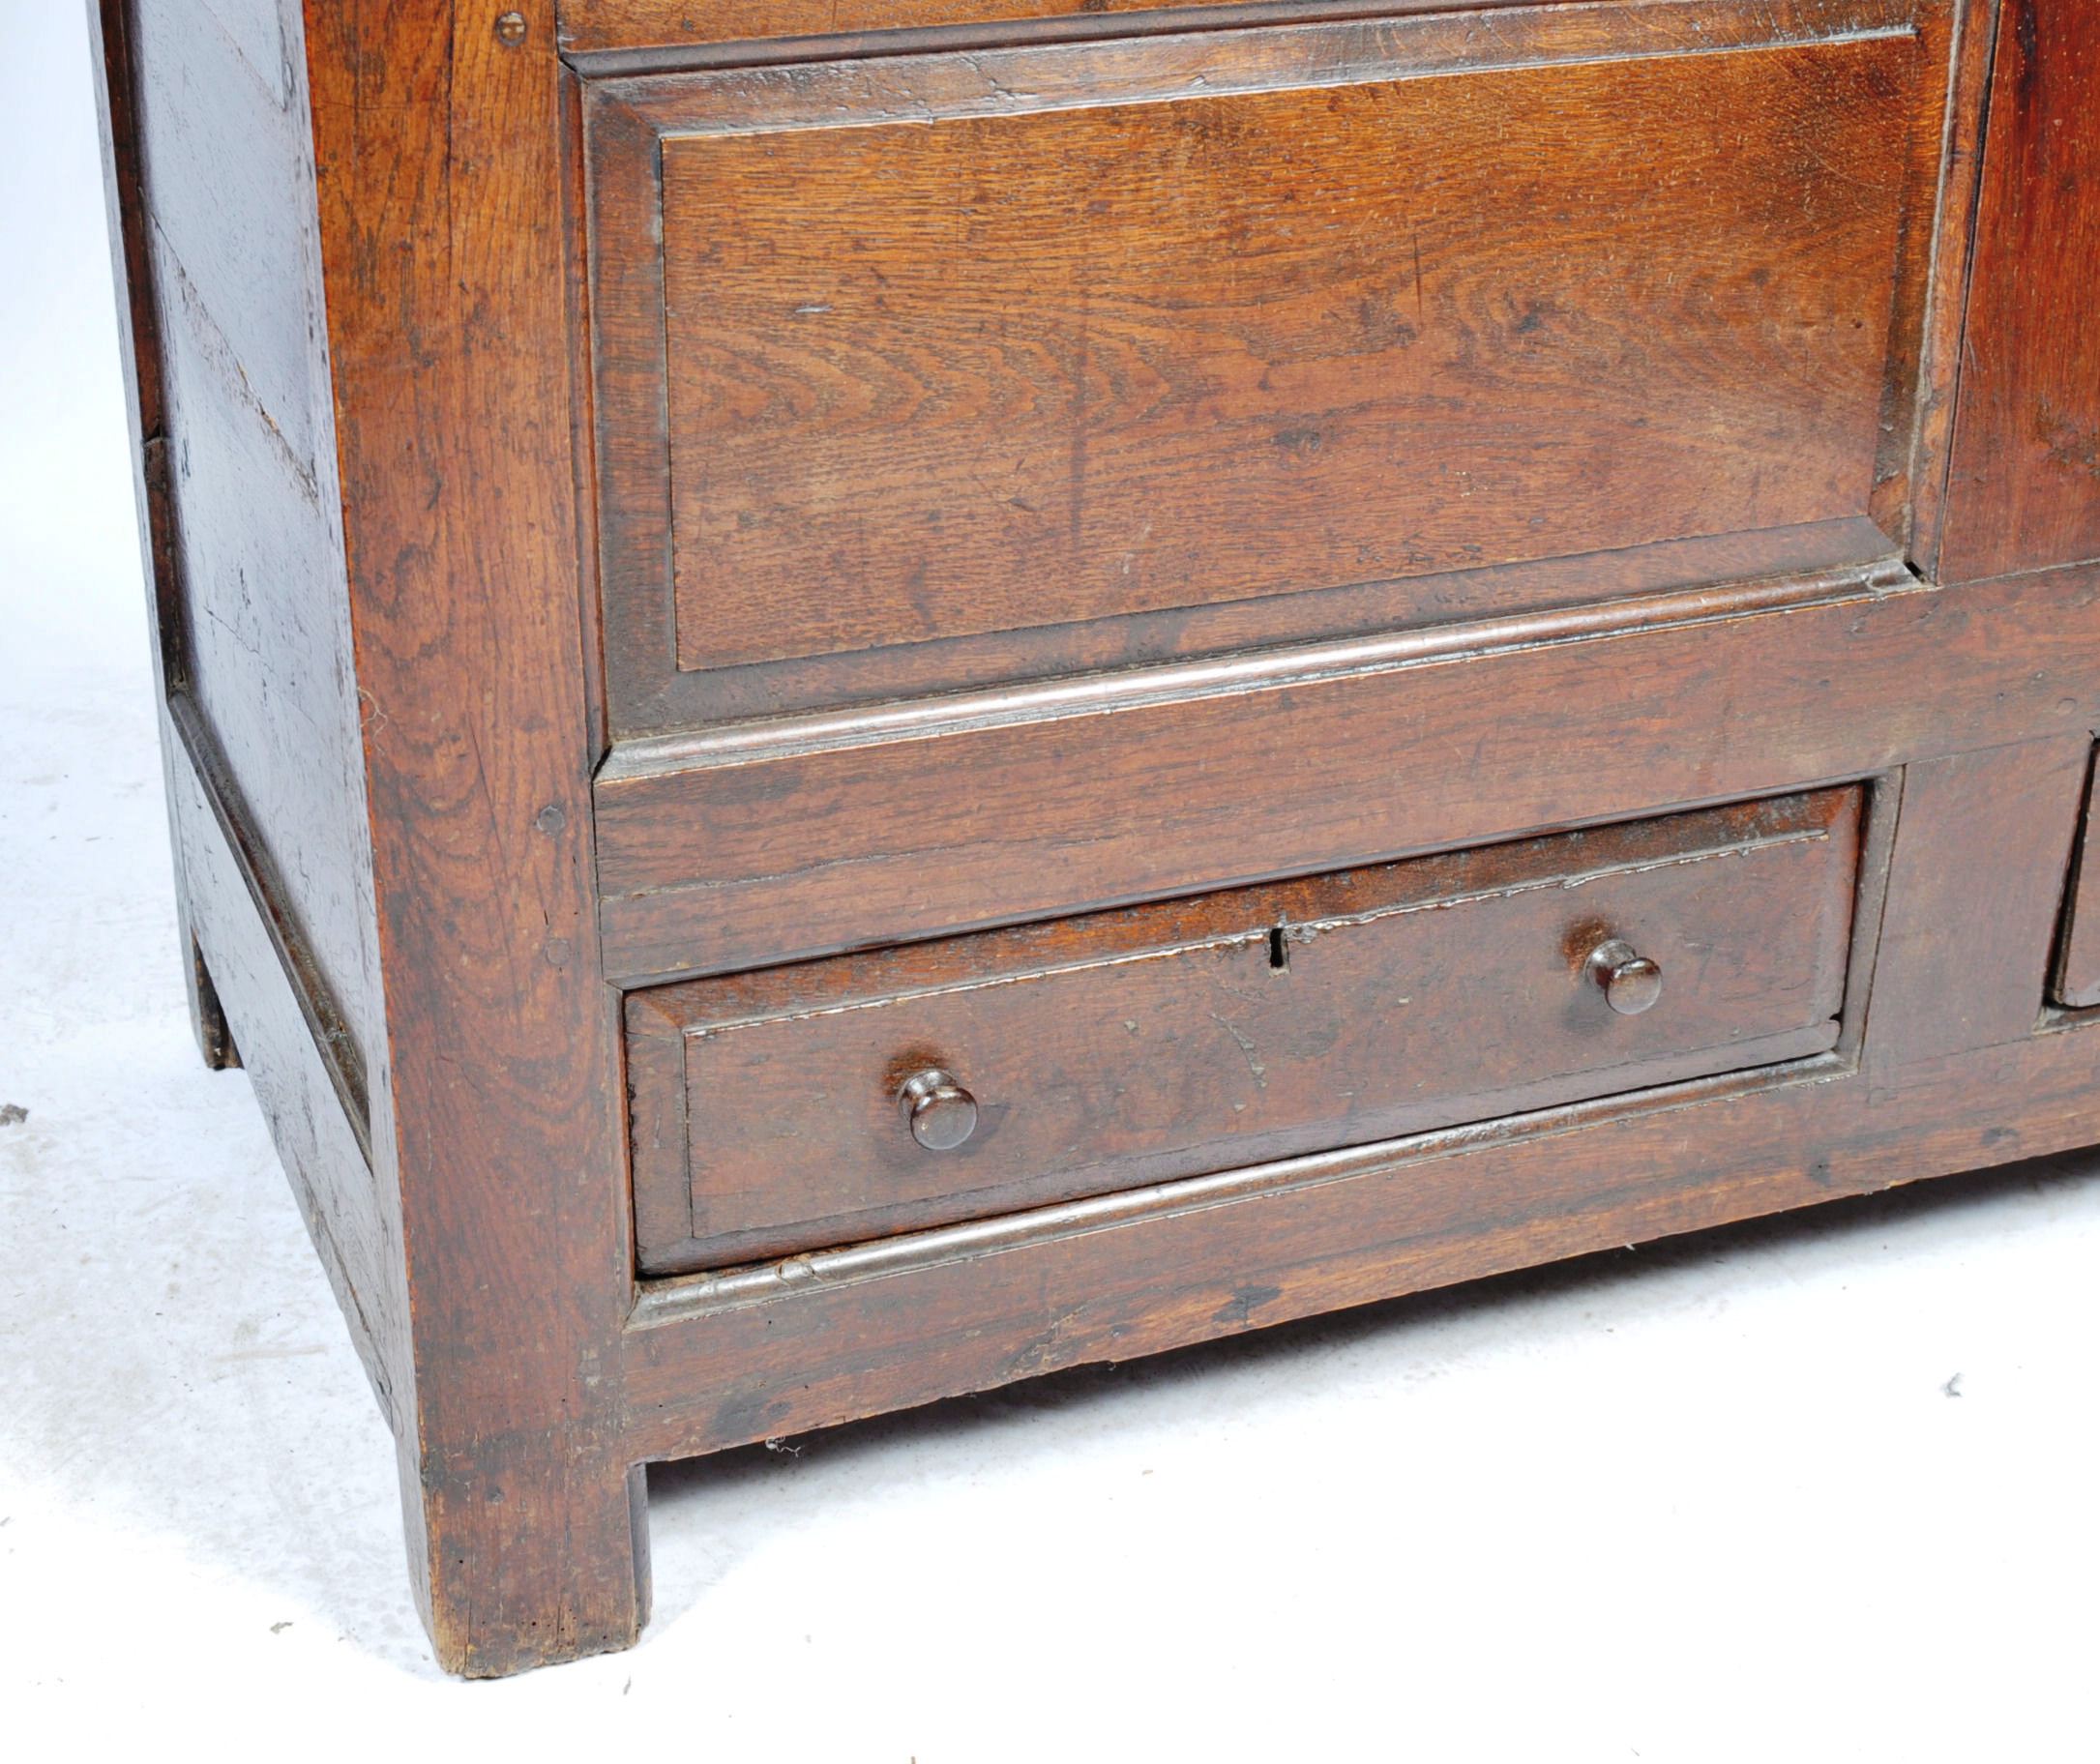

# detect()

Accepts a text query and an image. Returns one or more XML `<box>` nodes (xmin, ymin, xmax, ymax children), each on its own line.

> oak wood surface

<box><xmin>90</xmin><ymin>0</ymin><xmax>2100</xmax><ymax>1682</ymax></box>
<box><xmin>1937</xmin><ymin>0</ymin><xmax>2100</xmax><ymax>581</ymax></box>
<box><xmin>89</xmin><ymin>0</ymin><xmax>229</xmax><ymax>1070</ymax></box>
<box><xmin>1900</xmin><ymin>0</ymin><xmax>2001</xmax><ymax>568</ymax></box>
<box><xmin>1865</xmin><ymin>735</ymin><xmax>2090</xmax><ymax>1059</ymax></box>
<box><xmin>301</xmin><ymin>0</ymin><xmax>646</xmax><ymax>1675</ymax></box>
<box><xmin>119</xmin><ymin>0</ymin><xmax>387</xmax><ymax>1085</ymax></box>
<box><xmin>164</xmin><ymin>723</ymin><xmax>411</xmax><ymax>1435</ymax></box>
<box><xmin>593</xmin><ymin>561</ymin><xmax>2100</xmax><ymax>985</ymax></box>
<box><xmin>656</xmin><ymin>32</ymin><xmax>1920</xmax><ymax>673</ymax></box>
<box><xmin>92</xmin><ymin>0</ymin><xmax>410</xmax><ymax>1435</ymax></box>
<box><xmin>632</xmin><ymin>790</ymin><xmax>1859</xmax><ymax>1271</ymax></box>
<box><xmin>622</xmin><ymin>1015</ymin><xmax>2100</xmax><ymax>1462</ymax></box>
<box><xmin>584</xmin><ymin>0</ymin><xmax>1951</xmax><ymax>726</ymax></box>
<box><xmin>558</xmin><ymin>0</ymin><xmax>1548</xmax><ymax>58</ymax></box>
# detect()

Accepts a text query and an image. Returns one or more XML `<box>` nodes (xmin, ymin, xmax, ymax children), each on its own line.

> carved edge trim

<box><xmin>588</xmin><ymin>0</ymin><xmax>1925</xmax><ymax>119</ymax></box>
<box><xmin>1905</xmin><ymin>0</ymin><xmax>2005</xmax><ymax>577</ymax></box>
<box><xmin>602</xmin><ymin>558</ymin><xmax>1916</xmax><ymax>781</ymax></box>
<box><xmin>558</xmin><ymin>0</ymin><xmax>1608</xmax><ymax>75</ymax></box>
<box><xmin>1834</xmin><ymin>768</ymin><xmax>1908</xmax><ymax>1062</ymax></box>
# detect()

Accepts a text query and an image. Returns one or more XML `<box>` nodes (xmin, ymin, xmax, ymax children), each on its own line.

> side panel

<box><xmin>121</xmin><ymin>0</ymin><xmax>387</xmax><ymax>1096</ymax></box>
<box><xmin>91</xmin><ymin>0</ymin><xmax>400</xmax><ymax>1410</ymax></box>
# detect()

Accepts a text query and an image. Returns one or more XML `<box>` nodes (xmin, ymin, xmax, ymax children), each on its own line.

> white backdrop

<box><xmin>0</xmin><ymin>2</ymin><xmax>144</xmax><ymax>656</ymax></box>
<box><xmin>4</xmin><ymin>3</ymin><xmax>2099</xmax><ymax>1755</ymax></box>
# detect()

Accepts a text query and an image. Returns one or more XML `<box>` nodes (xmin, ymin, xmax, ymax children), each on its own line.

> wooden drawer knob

<box><xmin>898</xmin><ymin>1068</ymin><xmax>978</xmax><ymax>1151</ymax></box>
<box><xmin>1586</xmin><ymin>937</ymin><xmax>1663</xmax><ymax>1015</ymax></box>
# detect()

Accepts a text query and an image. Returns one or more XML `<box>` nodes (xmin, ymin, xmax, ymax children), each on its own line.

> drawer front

<box><xmin>584</xmin><ymin>0</ymin><xmax>1951</xmax><ymax>729</ymax></box>
<box><xmin>629</xmin><ymin>788</ymin><xmax>1862</xmax><ymax>1274</ymax></box>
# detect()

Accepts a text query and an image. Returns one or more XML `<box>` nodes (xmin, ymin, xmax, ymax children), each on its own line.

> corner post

<box><xmin>301</xmin><ymin>0</ymin><xmax>645</xmax><ymax>1674</ymax></box>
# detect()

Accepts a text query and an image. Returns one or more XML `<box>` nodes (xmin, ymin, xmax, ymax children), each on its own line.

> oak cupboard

<box><xmin>93</xmin><ymin>0</ymin><xmax>2099</xmax><ymax>1673</ymax></box>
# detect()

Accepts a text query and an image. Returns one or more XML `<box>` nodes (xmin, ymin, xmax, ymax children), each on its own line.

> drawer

<box><xmin>628</xmin><ymin>788</ymin><xmax>1863</xmax><ymax>1274</ymax></box>
<box><xmin>583</xmin><ymin>0</ymin><xmax>1952</xmax><ymax>730</ymax></box>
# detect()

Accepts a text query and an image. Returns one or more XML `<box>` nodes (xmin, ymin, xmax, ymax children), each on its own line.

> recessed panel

<box><xmin>652</xmin><ymin>34</ymin><xmax>1917</xmax><ymax>674</ymax></box>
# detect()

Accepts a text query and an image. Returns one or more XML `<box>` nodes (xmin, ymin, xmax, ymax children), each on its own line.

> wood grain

<box><xmin>638</xmin><ymin>12</ymin><xmax>1932</xmax><ymax>675</ymax></box>
<box><xmin>615</xmin><ymin>731</ymin><xmax>2100</xmax><ymax>1457</ymax></box>
<box><xmin>166</xmin><ymin>726</ymin><xmax>410</xmax><ymax>1434</ymax></box>
<box><xmin>559</xmin><ymin>0</ymin><xmax>1549</xmax><ymax>59</ymax></box>
<box><xmin>594</xmin><ymin>563</ymin><xmax>2100</xmax><ymax>985</ymax></box>
<box><xmin>585</xmin><ymin>0</ymin><xmax>1952</xmax><ymax>726</ymax></box>
<box><xmin>92</xmin><ymin>0</ymin><xmax>2100</xmax><ymax>1681</ymax></box>
<box><xmin>120</xmin><ymin>0</ymin><xmax>388</xmax><ymax>1085</ymax></box>
<box><xmin>1936</xmin><ymin>0</ymin><xmax>2100</xmax><ymax>581</ymax></box>
<box><xmin>92</xmin><ymin>0</ymin><xmax>408</xmax><ymax>1431</ymax></box>
<box><xmin>1899</xmin><ymin>0</ymin><xmax>2001</xmax><ymax>569</ymax></box>
<box><xmin>302</xmin><ymin>0</ymin><xmax>645</xmax><ymax>1677</ymax></box>
<box><xmin>619</xmin><ymin>1018</ymin><xmax>2100</xmax><ymax>1462</ymax></box>
<box><xmin>132</xmin><ymin>0</ymin><xmax>326</xmax><ymax>482</ymax></box>
<box><xmin>631</xmin><ymin>789</ymin><xmax>1859</xmax><ymax>1272</ymax></box>
<box><xmin>1865</xmin><ymin>734</ymin><xmax>2088</xmax><ymax>1057</ymax></box>
<box><xmin>90</xmin><ymin>0</ymin><xmax>225</xmax><ymax>1067</ymax></box>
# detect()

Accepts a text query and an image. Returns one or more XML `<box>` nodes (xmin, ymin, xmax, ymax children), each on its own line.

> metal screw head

<box><xmin>495</xmin><ymin>11</ymin><xmax>528</xmax><ymax>45</ymax></box>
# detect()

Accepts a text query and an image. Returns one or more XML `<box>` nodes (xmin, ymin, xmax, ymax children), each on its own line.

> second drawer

<box><xmin>629</xmin><ymin>787</ymin><xmax>1862</xmax><ymax>1274</ymax></box>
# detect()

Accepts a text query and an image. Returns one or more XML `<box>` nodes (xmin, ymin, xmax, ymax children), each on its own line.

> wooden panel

<box><xmin>2053</xmin><ymin>750</ymin><xmax>2100</xmax><ymax>1009</ymax></box>
<box><xmin>133</xmin><ymin>0</ymin><xmax>325</xmax><ymax>482</ymax></box>
<box><xmin>1937</xmin><ymin>0</ymin><xmax>2100</xmax><ymax>582</ymax></box>
<box><xmin>154</xmin><ymin>287</ymin><xmax>388</xmax><ymax>1086</ymax></box>
<box><xmin>96</xmin><ymin>0</ymin><xmax>397</xmax><ymax>1386</ymax></box>
<box><xmin>93</xmin><ymin>0</ymin><xmax>231</xmax><ymax>1068</ymax></box>
<box><xmin>584</xmin><ymin>0</ymin><xmax>1954</xmax><ymax>728</ymax></box>
<box><xmin>165</xmin><ymin>723</ymin><xmax>407</xmax><ymax>1434</ymax></box>
<box><xmin>652</xmin><ymin>17</ymin><xmax>1923</xmax><ymax>674</ymax></box>
<box><xmin>632</xmin><ymin>789</ymin><xmax>1859</xmax><ymax>1272</ymax></box>
<box><xmin>1869</xmin><ymin>735</ymin><xmax>2089</xmax><ymax>1056</ymax></box>
<box><xmin>594</xmin><ymin>563</ymin><xmax>2100</xmax><ymax>984</ymax></box>
<box><xmin>113</xmin><ymin>0</ymin><xmax>387</xmax><ymax>1089</ymax></box>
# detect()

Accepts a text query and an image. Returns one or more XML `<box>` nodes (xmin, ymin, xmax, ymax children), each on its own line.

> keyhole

<box><xmin>1268</xmin><ymin>925</ymin><xmax>1290</xmax><ymax>973</ymax></box>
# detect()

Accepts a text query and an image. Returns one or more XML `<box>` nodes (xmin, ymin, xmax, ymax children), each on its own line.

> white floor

<box><xmin>7</xmin><ymin>6</ymin><xmax>2100</xmax><ymax>1755</ymax></box>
